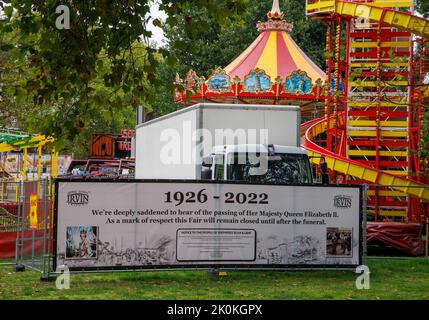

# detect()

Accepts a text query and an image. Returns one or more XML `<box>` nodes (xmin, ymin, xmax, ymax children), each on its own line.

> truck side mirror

<box><xmin>202</xmin><ymin>156</ymin><xmax>213</xmax><ymax>167</ymax></box>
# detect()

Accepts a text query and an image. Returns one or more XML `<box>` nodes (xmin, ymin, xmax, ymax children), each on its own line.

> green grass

<box><xmin>0</xmin><ymin>258</ymin><xmax>428</xmax><ymax>300</ymax></box>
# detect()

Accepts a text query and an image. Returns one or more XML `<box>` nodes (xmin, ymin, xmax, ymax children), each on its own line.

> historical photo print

<box><xmin>66</xmin><ymin>226</ymin><xmax>98</xmax><ymax>259</ymax></box>
<box><xmin>326</xmin><ymin>227</ymin><xmax>352</xmax><ymax>257</ymax></box>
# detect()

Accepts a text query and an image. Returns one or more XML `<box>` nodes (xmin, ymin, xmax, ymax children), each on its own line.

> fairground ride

<box><xmin>173</xmin><ymin>0</ymin><xmax>429</xmax><ymax>254</ymax></box>
<box><xmin>304</xmin><ymin>0</ymin><xmax>429</xmax><ymax>224</ymax></box>
<box><xmin>0</xmin><ymin>129</ymin><xmax>58</xmax><ymax>200</ymax></box>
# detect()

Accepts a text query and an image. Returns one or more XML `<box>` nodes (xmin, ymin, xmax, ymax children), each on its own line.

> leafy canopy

<box><xmin>0</xmin><ymin>0</ymin><xmax>248</xmax><ymax>154</ymax></box>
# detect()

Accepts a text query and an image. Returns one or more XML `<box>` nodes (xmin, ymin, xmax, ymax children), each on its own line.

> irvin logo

<box><xmin>334</xmin><ymin>195</ymin><xmax>352</xmax><ymax>208</ymax></box>
<box><xmin>67</xmin><ymin>191</ymin><xmax>89</xmax><ymax>206</ymax></box>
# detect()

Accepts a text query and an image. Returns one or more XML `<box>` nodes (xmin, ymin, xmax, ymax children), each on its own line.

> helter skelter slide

<box><xmin>303</xmin><ymin>0</ymin><xmax>429</xmax><ymax>231</ymax></box>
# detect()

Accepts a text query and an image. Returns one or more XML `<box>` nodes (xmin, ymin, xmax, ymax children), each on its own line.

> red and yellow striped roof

<box><xmin>174</xmin><ymin>0</ymin><xmax>327</xmax><ymax>111</ymax></box>
<box><xmin>225</xmin><ymin>2</ymin><xmax>326</xmax><ymax>82</ymax></box>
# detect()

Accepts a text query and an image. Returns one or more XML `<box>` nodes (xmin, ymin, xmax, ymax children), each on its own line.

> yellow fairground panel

<box><xmin>348</xmin><ymin>120</ymin><xmax>408</xmax><ymax>127</ymax></box>
<box><xmin>347</xmin><ymin>101</ymin><xmax>409</xmax><ymax>108</ymax></box>
<box><xmin>347</xmin><ymin>150</ymin><xmax>408</xmax><ymax>157</ymax></box>
<box><xmin>384</xmin><ymin>171</ymin><xmax>408</xmax><ymax>176</ymax></box>
<box><xmin>306</xmin><ymin>1</ymin><xmax>335</xmax><ymax>13</ymax></box>
<box><xmin>51</xmin><ymin>151</ymin><xmax>59</xmax><ymax>178</ymax></box>
<box><xmin>347</xmin><ymin>130</ymin><xmax>408</xmax><ymax>137</ymax></box>
<box><xmin>373</xmin><ymin>0</ymin><xmax>413</xmax><ymax>8</ymax></box>
<box><xmin>306</xmin><ymin>148</ymin><xmax>429</xmax><ymax>201</ymax></box>
<box><xmin>0</xmin><ymin>135</ymin><xmax>54</xmax><ymax>153</ymax></box>
<box><xmin>350</xmin><ymin>41</ymin><xmax>411</xmax><ymax>48</ymax></box>
<box><xmin>21</xmin><ymin>148</ymin><xmax>28</xmax><ymax>181</ymax></box>
<box><xmin>305</xmin><ymin>117</ymin><xmax>429</xmax><ymax>201</ymax></box>
<box><xmin>350</xmin><ymin>62</ymin><xmax>410</xmax><ymax>67</ymax></box>
<box><xmin>332</xmin><ymin>160</ymin><xmax>351</xmax><ymax>174</ymax></box>
<box><xmin>383</xmin><ymin>11</ymin><xmax>429</xmax><ymax>38</ymax></box>
<box><xmin>347</xmin><ymin>105</ymin><xmax>409</xmax><ymax>109</ymax></box>
<box><xmin>367</xmin><ymin>190</ymin><xmax>408</xmax><ymax>197</ymax></box>
<box><xmin>335</xmin><ymin>1</ymin><xmax>429</xmax><ymax>39</ymax></box>
<box><xmin>348</xmin><ymin>120</ymin><xmax>408</xmax><ymax>128</ymax></box>
<box><xmin>307</xmin><ymin>150</ymin><xmax>377</xmax><ymax>182</ymax></box>
<box><xmin>368</xmin><ymin>209</ymin><xmax>408</xmax><ymax>217</ymax></box>
<box><xmin>349</xmin><ymin>81</ymin><xmax>409</xmax><ymax>87</ymax></box>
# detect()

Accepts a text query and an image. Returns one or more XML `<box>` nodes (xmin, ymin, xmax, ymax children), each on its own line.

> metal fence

<box><xmin>0</xmin><ymin>180</ymin><xmax>20</xmax><ymax>266</ymax></box>
<box><xmin>0</xmin><ymin>179</ymin><xmax>54</xmax><ymax>277</ymax></box>
<box><xmin>0</xmin><ymin>179</ymin><xmax>19</xmax><ymax>204</ymax></box>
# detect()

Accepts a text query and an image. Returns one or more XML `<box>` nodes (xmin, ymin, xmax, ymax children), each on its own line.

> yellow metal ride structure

<box><xmin>0</xmin><ymin>130</ymin><xmax>58</xmax><ymax>202</ymax></box>
<box><xmin>304</xmin><ymin>0</ymin><xmax>429</xmax><ymax>223</ymax></box>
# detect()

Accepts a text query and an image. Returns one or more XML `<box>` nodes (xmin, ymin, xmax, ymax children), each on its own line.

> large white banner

<box><xmin>55</xmin><ymin>180</ymin><xmax>362</xmax><ymax>270</ymax></box>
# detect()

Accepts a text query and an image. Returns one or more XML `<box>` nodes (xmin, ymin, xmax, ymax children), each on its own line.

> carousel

<box><xmin>174</xmin><ymin>0</ymin><xmax>327</xmax><ymax>119</ymax></box>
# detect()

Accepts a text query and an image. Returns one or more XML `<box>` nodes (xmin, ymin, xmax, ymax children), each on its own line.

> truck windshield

<box><xmin>227</xmin><ymin>153</ymin><xmax>312</xmax><ymax>184</ymax></box>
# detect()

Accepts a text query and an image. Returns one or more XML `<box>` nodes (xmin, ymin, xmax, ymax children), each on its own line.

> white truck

<box><xmin>135</xmin><ymin>103</ymin><xmax>312</xmax><ymax>184</ymax></box>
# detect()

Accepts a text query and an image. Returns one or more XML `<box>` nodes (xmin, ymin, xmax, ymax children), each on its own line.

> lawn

<box><xmin>0</xmin><ymin>258</ymin><xmax>428</xmax><ymax>300</ymax></box>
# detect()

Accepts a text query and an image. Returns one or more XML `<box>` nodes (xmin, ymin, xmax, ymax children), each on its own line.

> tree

<box><xmin>416</xmin><ymin>0</ymin><xmax>429</xmax><ymax>17</ymax></box>
<box><xmin>0</xmin><ymin>25</ymin><xmax>145</xmax><ymax>156</ymax></box>
<box><xmin>0</xmin><ymin>0</ymin><xmax>248</xmax><ymax>152</ymax></box>
<box><xmin>0</xmin><ymin>28</ymin><xmax>41</xmax><ymax>130</ymax></box>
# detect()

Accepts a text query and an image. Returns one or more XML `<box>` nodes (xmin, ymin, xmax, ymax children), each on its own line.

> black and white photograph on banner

<box><xmin>326</xmin><ymin>228</ymin><xmax>353</xmax><ymax>258</ymax></box>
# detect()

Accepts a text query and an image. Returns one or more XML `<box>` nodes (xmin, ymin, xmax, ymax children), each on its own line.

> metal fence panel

<box><xmin>0</xmin><ymin>179</ymin><xmax>54</xmax><ymax>272</ymax></box>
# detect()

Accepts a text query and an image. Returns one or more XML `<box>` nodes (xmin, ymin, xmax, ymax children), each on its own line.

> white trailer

<box><xmin>135</xmin><ymin>103</ymin><xmax>307</xmax><ymax>182</ymax></box>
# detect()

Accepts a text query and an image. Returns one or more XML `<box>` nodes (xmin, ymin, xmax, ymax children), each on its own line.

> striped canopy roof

<box><xmin>174</xmin><ymin>0</ymin><xmax>326</xmax><ymax>113</ymax></box>
<box><xmin>225</xmin><ymin>0</ymin><xmax>326</xmax><ymax>83</ymax></box>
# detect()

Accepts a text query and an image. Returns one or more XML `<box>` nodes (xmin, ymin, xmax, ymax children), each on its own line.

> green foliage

<box><xmin>0</xmin><ymin>0</ymin><xmax>328</xmax><ymax>155</ymax></box>
<box><xmin>0</xmin><ymin>29</ymin><xmax>35</xmax><ymax>130</ymax></box>
<box><xmin>0</xmin><ymin>0</ymin><xmax>248</xmax><ymax>154</ymax></box>
<box><xmin>416</xmin><ymin>0</ymin><xmax>429</xmax><ymax>17</ymax></box>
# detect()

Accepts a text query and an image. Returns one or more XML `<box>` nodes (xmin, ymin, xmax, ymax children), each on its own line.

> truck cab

<box><xmin>202</xmin><ymin>144</ymin><xmax>313</xmax><ymax>184</ymax></box>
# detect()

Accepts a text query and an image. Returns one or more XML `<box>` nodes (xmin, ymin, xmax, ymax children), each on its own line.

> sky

<box><xmin>147</xmin><ymin>1</ymin><xmax>168</xmax><ymax>48</ymax></box>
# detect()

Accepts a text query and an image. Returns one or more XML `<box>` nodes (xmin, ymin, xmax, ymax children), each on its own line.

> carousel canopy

<box><xmin>225</xmin><ymin>1</ymin><xmax>325</xmax><ymax>82</ymax></box>
<box><xmin>175</xmin><ymin>0</ymin><xmax>326</xmax><ymax>114</ymax></box>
